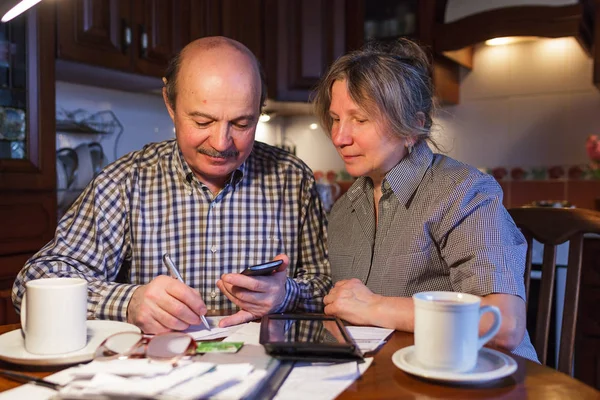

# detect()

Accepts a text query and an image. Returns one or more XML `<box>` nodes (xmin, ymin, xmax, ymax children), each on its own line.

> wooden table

<box><xmin>1</xmin><ymin>324</ymin><xmax>598</xmax><ymax>399</ymax></box>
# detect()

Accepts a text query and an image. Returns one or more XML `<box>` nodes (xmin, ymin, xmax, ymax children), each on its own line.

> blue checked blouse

<box><xmin>13</xmin><ymin>140</ymin><xmax>331</xmax><ymax>320</ymax></box>
<box><xmin>328</xmin><ymin>140</ymin><xmax>539</xmax><ymax>362</ymax></box>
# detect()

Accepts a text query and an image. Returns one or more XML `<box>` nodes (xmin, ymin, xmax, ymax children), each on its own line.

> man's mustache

<box><xmin>197</xmin><ymin>147</ymin><xmax>239</xmax><ymax>158</ymax></box>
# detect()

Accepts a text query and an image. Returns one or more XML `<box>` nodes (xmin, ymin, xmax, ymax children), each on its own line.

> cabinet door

<box><xmin>0</xmin><ymin>5</ymin><xmax>55</xmax><ymax>192</ymax></box>
<box><xmin>267</xmin><ymin>0</ymin><xmax>345</xmax><ymax>102</ymax></box>
<box><xmin>57</xmin><ymin>0</ymin><xmax>132</xmax><ymax>71</ymax></box>
<box><xmin>0</xmin><ymin>3</ymin><xmax>56</xmax><ymax>324</ymax></box>
<box><xmin>188</xmin><ymin>0</ymin><xmax>227</xmax><ymax>41</ymax></box>
<box><xmin>133</xmin><ymin>0</ymin><xmax>186</xmax><ymax>77</ymax></box>
<box><xmin>186</xmin><ymin>1</ymin><xmax>266</xmax><ymax>72</ymax></box>
<box><xmin>219</xmin><ymin>0</ymin><xmax>266</xmax><ymax>67</ymax></box>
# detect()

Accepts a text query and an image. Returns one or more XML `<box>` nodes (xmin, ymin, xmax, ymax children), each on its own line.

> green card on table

<box><xmin>196</xmin><ymin>342</ymin><xmax>243</xmax><ymax>353</ymax></box>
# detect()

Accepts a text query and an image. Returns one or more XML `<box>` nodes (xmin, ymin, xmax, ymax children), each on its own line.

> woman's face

<box><xmin>329</xmin><ymin>80</ymin><xmax>409</xmax><ymax>183</ymax></box>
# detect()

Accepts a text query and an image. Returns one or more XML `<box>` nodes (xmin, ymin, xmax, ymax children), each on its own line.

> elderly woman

<box><xmin>314</xmin><ymin>38</ymin><xmax>538</xmax><ymax>361</ymax></box>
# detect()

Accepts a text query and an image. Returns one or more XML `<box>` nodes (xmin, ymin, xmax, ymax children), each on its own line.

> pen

<box><xmin>0</xmin><ymin>370</ymin><xmax>62</xmax><ymax>390</ymax></box>
<box><xmin>162</xmin><ymin>253</ymin><xmax>211</xmax><ymax>331</ymax></box>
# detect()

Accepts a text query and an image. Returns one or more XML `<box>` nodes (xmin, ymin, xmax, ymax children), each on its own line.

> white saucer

<box><xmin>392</xmin><ymin>346</ymin><xmax>517</xmax><ymax>384</ymax></box>
<box><xmin>0</xmin><ymin>320</ymin><xmax>140</xmax><ymax>366</ymax></box>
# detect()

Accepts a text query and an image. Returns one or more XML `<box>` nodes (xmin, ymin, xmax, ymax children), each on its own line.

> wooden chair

<box><xmin>508</xmin><ymin>207</ymin><xmax>600</xmax><ymax>375</ymax></box>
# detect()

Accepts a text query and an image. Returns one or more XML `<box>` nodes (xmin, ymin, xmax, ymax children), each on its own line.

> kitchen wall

<box><xmin>56</xmin><ymin>36</ymin><xmax>600</xmax><ymax>178</ymax></box>
<box><xmin>434</xmin><ymin>37</ymin><xmax>599</xmax><ymax>170</ymax></box>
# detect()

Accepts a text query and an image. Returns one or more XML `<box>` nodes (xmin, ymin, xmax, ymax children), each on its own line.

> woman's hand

<box><xmin>323</xmin><ymin>278</ymin><xmax>382</xmax><ymax>326</ymax></box>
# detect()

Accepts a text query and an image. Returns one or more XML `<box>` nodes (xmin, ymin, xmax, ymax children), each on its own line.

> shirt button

<box><xmin>211</xmin><ymin>245</ymin><xmax>217</xmax><ymax>253</ymax></box>
<box><xmin>383</xmin><ymin>181</ymin><xmax>390</xmax><ymax>190</ymax></box>
<box><xmin>210</xmin><ymin>291</ymin><xmax>217</xmax><ymax>299</ymax></box>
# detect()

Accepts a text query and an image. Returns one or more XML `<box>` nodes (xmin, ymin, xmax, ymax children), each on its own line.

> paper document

<box><xmin>184</xmin><ymin>316</ymin><xmax>245</xmax><ymax>340</ymax></box>
<box><xmin>275</xmin><ymin>357</ymin><xmax>373</xmax><ymax>400</ymax></box>
<box><xmin>223</xmin><ymin>321</ymin><xmax>262</xmax><ymax>345</ymax></box>
<box><xmin>347</xmin><ymin>326</ymin><xmax>394</xmax><ymax>353</ymax></box>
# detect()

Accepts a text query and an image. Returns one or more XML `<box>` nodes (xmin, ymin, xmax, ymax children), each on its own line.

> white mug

<box><xmin>21</xmin><ymin>278</ymin><xmax>88</xmax><ymax>355</ymax></box>
<box><xmin>413</xmin><ymin>291</ymin><xmax>502</xmax><ymax>372</ymax></box>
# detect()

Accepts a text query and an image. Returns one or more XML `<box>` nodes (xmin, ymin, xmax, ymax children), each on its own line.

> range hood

<box><xmin>433</xmin><ymin>0</ymin><xmax>599</xmax><ymax>90</ymax></box>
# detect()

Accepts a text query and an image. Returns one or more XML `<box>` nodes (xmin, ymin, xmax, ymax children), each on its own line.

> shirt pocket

<box><xmin>235</xmin><ymin>235</ymin><xmax>282</xmax><ymax>270</ymax></box>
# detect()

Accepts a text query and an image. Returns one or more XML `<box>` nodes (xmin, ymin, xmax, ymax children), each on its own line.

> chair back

<box><xmin>508</xmin><ymin>207</ymin><xmax>600</xmax><ymax>375</ymax></box>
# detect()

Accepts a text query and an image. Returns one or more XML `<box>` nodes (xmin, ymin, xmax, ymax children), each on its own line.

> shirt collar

<box><xmin>385</xmin><ymin>140</ymin><xmax>433</xmax><ymax>207</ymax></box>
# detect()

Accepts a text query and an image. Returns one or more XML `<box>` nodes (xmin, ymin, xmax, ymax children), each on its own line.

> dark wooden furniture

<box><xmin>0</xmin><ymin>2</ymin><xmax>56</xmax><ymax>325</ymax></box>
<box><xmin>56</xmin><ymin>0</ymin><xmax>188</xmax><ymax>78</ymax></box>
<box><xmin>345</xmin><ymin>0</ymin><xmax>460</xmax><ymax>105</ymax></box>
<box><xmin>263</xmin><ymin>0</ymin><xmax>346</xmax><ymax>102</ymax></box>
<box><xmin>577</xmin><ymin>236</ymin><xmax>600</xmax><ymax>389</ymax></box>
<box><xmin>0</xmin><ymin>324</ymin><xmax>597</xmax><ymax>398</ymax></box>
<box><xmin>434</xmin><ymin>2</ymin><xmax>585</xmax><ymax>53</ymax></box>
<box><xmin>508</xmin><ymin>207</ymin><xmax>600</xmax><ymax>378</ymax></box>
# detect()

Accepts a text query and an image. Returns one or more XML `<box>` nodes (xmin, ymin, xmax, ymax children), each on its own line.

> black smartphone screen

<box><xmin>241</xmin><ymin>259</ymin><xmax>283</xmax><ymax>276</ymax></box>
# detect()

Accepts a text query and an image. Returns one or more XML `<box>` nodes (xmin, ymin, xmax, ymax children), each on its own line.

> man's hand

<box><xmin>216</xmin><ymin>254</ymin><xmax>289</xmax><ymax>327</ymax></box>
<box><xmin>127</xmin><ymin>275</ymin><xmax>208</xmax><ymax>334</ymax></box>
<box><xmin>323</xmin><ymin>278</ymin><xmax>382</xmax><ymax>326</ymax></box>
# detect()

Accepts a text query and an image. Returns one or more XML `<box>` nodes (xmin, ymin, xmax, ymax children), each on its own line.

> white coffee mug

<box><xmin>21</xmin><ymin>278</ymin><xmax>88</xmax><ymax>355</ymax></box>
<box><xmin>413</xmin><ymin>291</ymin><xmax>502</xmax><ymax>372</ymax></box>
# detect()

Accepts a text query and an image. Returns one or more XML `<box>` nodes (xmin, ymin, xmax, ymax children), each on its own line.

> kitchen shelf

<box><xmin>56</xmin><ymin>109</ymin><xmax>123</xmax><ymax>136</ymax></box>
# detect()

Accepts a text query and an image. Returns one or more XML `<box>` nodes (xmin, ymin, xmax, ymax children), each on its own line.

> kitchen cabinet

<box><xmin>0</xmin><ymin>2</ymin><xmax>56</xmax><ymax>324</ymax></box>
<box><xmin>57</xmin><ymin>0</ymin><xmax>188</xmax><ymax>78</ymax></box>
<box><xmin>346</xmin><ymin>0</ymin><xmax>458</xmax><ymax>105</ymax></box>
<box><xmin>263</xmin><ymin>0</ymin><xmax>346</xmax><ymax>102</ymax></box>
<box><xmin>186</xmin><ymin>0</ymin><xmax>267</xmax><ymax>78</ymax></box>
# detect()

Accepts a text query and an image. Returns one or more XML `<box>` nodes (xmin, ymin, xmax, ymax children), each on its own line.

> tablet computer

<box><xmin>259</xmin><ymin>313</ymin><xmax>363</xmax><ymax>362</ymax></box>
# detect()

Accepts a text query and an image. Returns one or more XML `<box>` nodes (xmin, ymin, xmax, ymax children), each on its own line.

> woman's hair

<box><xmin>313</xmin><ymin>38</ymin><xmax>437</xmax><ymax>145</ymax></box>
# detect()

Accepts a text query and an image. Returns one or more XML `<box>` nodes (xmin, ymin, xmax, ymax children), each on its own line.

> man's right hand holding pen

<box><xmin>126</xmin><ymin>254</ymin><xmax>290</xmax><ymax>334</ymax></box>
<box><xmin>127</xmin><ymin>274</ymin><xmax>209</xmax><ymax>334</ymax></box>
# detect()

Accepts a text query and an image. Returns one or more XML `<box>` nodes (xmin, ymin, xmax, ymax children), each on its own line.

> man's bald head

<box><xmin>163</xmin><ymin>37</ymin><xmax>266</xmax><ymax>112</ymax></box>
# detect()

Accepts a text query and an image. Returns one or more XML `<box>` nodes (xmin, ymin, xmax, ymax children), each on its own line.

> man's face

<box><xmin>164</xmin><ymin>50</ymin><xmax>261</xmax><ymax>192</ymax></box>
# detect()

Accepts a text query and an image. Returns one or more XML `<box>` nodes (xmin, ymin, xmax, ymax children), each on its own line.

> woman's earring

<box><xmin>407</xmin><ymin>144</ymin><xmax>413</xmax><ymax>155</ymax></box>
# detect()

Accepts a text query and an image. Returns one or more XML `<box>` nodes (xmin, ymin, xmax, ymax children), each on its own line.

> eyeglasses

<box><xmin>94</xmin><ymin>331</ymin><xmax>196</xmax><ymax>363</ymax></box>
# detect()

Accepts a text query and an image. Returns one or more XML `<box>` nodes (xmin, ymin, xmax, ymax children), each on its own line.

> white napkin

<box><xmin>69</xmin><ymin>358</ymin><xmax>176</xmax><ymax>378</ymax></box>
<box><xmin>60</xmin><ymin>362</ymin><xmax>215</xmax><ymax>397</ymax></box>
<box><xmin>164</xmin><ymin>363</ymin><xmax>255</xmax><ymax>400</ymax></box>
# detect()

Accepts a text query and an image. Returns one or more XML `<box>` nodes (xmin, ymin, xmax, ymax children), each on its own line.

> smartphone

<box><xmin>241</xmin><ymin>259</ymin><xmax>283</xmax><ymax>276</ymax></box>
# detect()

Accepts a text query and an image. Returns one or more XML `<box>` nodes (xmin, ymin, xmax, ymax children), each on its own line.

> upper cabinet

<box><xmin>346</xmin><ymin>0</ymin><xmax>459</xmax><ymax>105</ymax></box>
<box><xmin>0</xmin><ymin>2</ymin><xmax>56</xmax><ymax>323</ymax></box>
<box><xmin>435</xmin><ymin>1</ymin><xmax>586</xmax><ymax>53</ymax></box>
<box><xmin>433</xmin><ymin>0</ymin><xmax>599</xmax><ymax>91</ymax></box>
<box><xmin>263</xmin><ymin>0</ymin><xmax>346</xmax><ymax>102</ymax></box>
<box><xmin>186</xmin><ymin>0</ymin><xmax>267</xmax><ymax>79</ymax></box>
<box><xmin>57</xmin><ymin>0</ymin><xmax>187</xmax><ymax>78</ymax></box>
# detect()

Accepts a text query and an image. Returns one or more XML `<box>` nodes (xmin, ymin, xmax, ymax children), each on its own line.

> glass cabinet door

<box><xmin>364</xmin><ymin>0</ymin><xmax>418</xmax><ymax>41</ymax></box>
<box><xmin>0</xmin><ymin>14</ymin><xmax>27</xmax><ymax>160</ymax></box>
<box><xmin>0</xmin><ymin>3</ymin><xmax>55</xmax><ymax>192</ymax></box>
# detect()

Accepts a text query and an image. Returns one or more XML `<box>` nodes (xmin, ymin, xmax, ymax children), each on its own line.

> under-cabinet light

<box><xmin>485</xmin><ymin>36</ymin><xmax>538</xmax><ymax>46</ymax></box>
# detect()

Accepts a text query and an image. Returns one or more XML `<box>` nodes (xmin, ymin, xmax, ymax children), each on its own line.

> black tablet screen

<box><xmin>264</xmin><ymin>317</ymin><xmax>350</xmax><ymax>345</ymax></box>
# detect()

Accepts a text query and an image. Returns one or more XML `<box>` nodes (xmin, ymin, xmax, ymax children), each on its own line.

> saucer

<box><xmin>392</xmin><ymin>346</ymin><xmax>517</xmax><ymax>384</ymax></box>
<box><xmin>0</xmin><ymin>320</ymin><xmax>140</xmax><ymax>366</ymax></box>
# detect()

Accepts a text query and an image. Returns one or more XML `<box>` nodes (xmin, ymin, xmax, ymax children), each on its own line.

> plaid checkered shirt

<box><xmin>13</xmin><ymin>140</ymin><xmax>332</xmax><ymax>320</ymax></box>
<box><xmin>328</xmin><ymin>140</ymin><xmax>539</xmax><ymax>362</ymax></box>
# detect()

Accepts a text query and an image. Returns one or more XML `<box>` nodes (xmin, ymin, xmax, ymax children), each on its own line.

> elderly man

<box><xmin>13</xmin><ymin>37</ymin><xmax>331</xmax><ymax>333</ymax></box>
